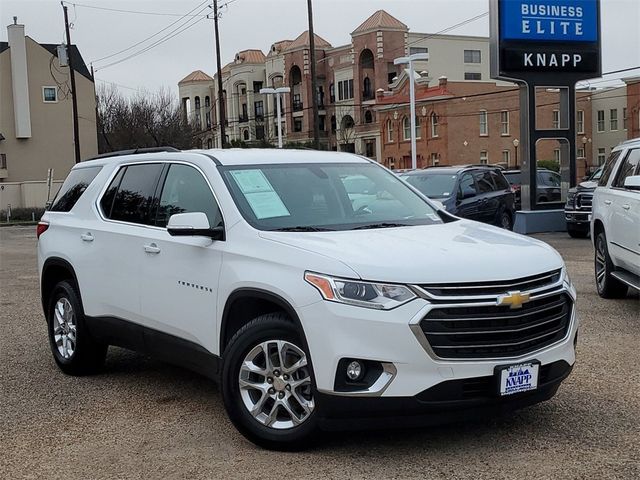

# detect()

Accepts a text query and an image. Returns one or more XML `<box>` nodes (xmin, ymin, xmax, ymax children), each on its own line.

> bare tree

<box><xmin>97</xmin><ymin>85</ymin><xmax>196</xmax><ymax>153</ymax></box>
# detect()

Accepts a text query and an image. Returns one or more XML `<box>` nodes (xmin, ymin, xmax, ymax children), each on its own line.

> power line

<box><xmin>91</xmin><ymin>0</ymin><xmax>210</xmax><ymax>64</ymax></box>
<box><xmin>63</xmin><ymin>2</ymin><xmax>210</xmax><ymax>18</ymax></box>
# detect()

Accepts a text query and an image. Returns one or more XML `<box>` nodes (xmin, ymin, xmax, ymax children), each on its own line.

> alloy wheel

<box><xmin>53</xmin><ymin>298</ymin><xmax>77</xmax><ymax>359</ymax></box>
<box><xmin>238</xmin><ymin>340</ymin><xmax>315</xmax><ymax>429</ymax></box>
<box><xmin>595</xmin><ymin>236</ymin><xmax>607</xmax><ymax>291</ymax></box>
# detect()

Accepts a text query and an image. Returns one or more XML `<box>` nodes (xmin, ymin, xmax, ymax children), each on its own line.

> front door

<box><xmin>456</xmin><ymin>172</ymin><xmax>481</xmax><ymax>221</ymax></box>
<box><xmin>139</xmin><ymin>163</ymin><xmax>225</xmax><ymax>354</ymax></box>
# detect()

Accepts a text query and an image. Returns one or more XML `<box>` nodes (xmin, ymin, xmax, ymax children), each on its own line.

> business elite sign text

<box><xmin>491</xmin><ymin>0</ymin><xmax>601</xmax><ymax>80</ymax></box>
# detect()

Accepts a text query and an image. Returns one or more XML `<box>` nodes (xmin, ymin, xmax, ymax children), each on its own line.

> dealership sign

<box><xmin>491</xmin><ymin>0</ymin><xmax>601</xmax><ymax>80</ymax></box>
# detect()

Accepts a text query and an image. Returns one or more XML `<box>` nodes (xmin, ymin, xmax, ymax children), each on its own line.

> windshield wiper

<box><xmin>269</xmin><ymin>226</ymin><xmax>335</xmax><ymax>232</ymax></box>
<box><xmin>351</xmin><ymin>222</ymin><xmax>411</xmax><ymax>230</ymax></box>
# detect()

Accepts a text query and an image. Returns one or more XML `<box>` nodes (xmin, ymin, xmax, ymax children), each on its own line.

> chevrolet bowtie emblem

<box><xmin>497</xmin><ymin>291</ymin><xmax>531</xmax><ymax>309</ymax></box>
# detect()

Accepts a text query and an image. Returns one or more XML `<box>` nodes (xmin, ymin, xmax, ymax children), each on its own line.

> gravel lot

<box><xmin>1</xmin><ymin>226</ymin><xmax>638</xmax><ymax>479</ymax></box>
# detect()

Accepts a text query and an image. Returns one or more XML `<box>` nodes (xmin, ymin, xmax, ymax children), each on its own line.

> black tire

<box><xmin>567</xmin><ymin>226</ymin><xmax>589</xmax><ymax>238</ymax></box>
<box><xmin>594</xmin><ymin>231</ymin><xmax>628</xmax><ymax>299</ymax></box>
<box><xmin>222</xmin><ymin>313</ymin><xmax>318</xmax><ymax>450</ymax></box>
<box><xmin>47</xmin><ymin>280</ymin><xmax>108</xmax><ymax>375</ymax></box>
<box><xmin>499</xmin><ymin>211</ymin><xmax>512</xmax><ymax>230</ymax></box>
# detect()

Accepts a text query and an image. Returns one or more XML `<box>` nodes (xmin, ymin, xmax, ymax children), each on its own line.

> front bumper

<box><xmin>564</xmin><ymin>209</ymin><xmax>591</xmax><ymax>227</ymax></box>
<box><xmin>299</xmin><ymin>283</ymin><xmax>577</xmax><ymax>399</ymax></box>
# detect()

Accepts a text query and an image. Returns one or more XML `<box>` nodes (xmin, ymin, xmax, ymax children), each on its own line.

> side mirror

<box><xmin>167</xmin><ymin>212</ymin><xmax>224</xmax><ymax>240</ymax></box>
<box><xmin>623</xmin><ymin>175</ymin><xmax>640</xmax><ymax>190</ymax></box>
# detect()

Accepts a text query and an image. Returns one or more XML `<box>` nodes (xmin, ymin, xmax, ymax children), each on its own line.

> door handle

<box><xmin>80</xmin><ymin>233</ymin><xmax>94</xmax><ymax>242</ymax></box>
<box><xmin>144</xmin><ymin>243</ymin><xmax>161</xmax><ymax>254</ymax></box>
<box><xmin>604</xmin><ymin>200</ymin><xmax>612</xmax><ymax>205</ymax></box>
<box><xmin>622</xmin><ymin>204</ymin><xmax>631</xmax><ymax>210</ymax></box>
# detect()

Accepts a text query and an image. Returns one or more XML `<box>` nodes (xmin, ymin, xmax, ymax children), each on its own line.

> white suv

<box><xmin>38</xmin><ymin>148</ymin><xmax>577</xmax><ymax>449</ymax></box>
<box><xmin>591</xmin><ymin>138</ymin><xmax>640</xmax><ymax>297</ymax></box>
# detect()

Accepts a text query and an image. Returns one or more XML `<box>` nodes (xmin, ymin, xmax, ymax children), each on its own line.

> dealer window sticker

<box><xmin>230</xmin><ymin>169</ymin><xmax>291</xmax><ymax>219</ymax></box>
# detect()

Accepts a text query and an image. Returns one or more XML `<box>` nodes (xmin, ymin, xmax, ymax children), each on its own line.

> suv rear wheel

<box><xmin>595</xmin><ymin>231</ymin><xmax>628</xmax><ymax>298</ymax></box>
<box><xmin>499</xmin><ymin>211</ymin><xmax>512</xmax><ymax>230</ymax></box>
<box><xmin>47</xmin><ymin>280</ymin><xmax>108</xmax><ymax>375</ymax></box>
<box><xmin>221</xmin><ymin>313</ymin><xmax>318</xmax><ymax>450</ymax></box>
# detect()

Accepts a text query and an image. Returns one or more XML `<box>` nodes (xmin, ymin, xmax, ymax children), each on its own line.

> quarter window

<box><xmin>104</xmin><ymin>164</ymin><xmax>164</xmax><ymax>225</ymax></box>
<box><xmin>50</xmin><ymin>166</ymin><xmax>102</xmax><ymax>212</ymax></box>
<box><xmin>155</xmin><ymin>164</ymin><xmax>222</xmax><ymax>228</ymax></box>
<box><xmin>612</xmin><ymin>149</ymin><xmax>640</xmax><ymax>188</ymax></box>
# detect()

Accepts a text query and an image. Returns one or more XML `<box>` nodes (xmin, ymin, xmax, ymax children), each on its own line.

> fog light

<box><xmin>346</xmin><ymin>360</ymin><xmax>363</xmax><ymax>381</ymax></box>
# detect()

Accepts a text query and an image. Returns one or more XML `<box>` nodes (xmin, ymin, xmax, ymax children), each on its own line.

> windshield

<box><xmin>401</xmin><ymin>173</ymin><xmax>457</xmax><ymax>198</ymax></box>
<box><xmin>221</xmin><ymin>163</ymin><xmax>443</xmax><ymax>231</ymax></box>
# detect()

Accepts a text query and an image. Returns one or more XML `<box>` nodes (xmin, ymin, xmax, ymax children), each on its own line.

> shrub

<box><xmin>0</xmin><ymin>207</ymin><xmax>44</xmax><ymax>222</ymax></box>
<box><xmin>537</xmin><ymin>160</ymin><xmax>560</xmax><ymax>172</ymax></box>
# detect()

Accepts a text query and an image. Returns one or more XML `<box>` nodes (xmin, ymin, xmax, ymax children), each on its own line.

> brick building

<box><xmin>377</xmin><ymin>77</ymin><xmax>594</xmax><ymax>179</ymax></box>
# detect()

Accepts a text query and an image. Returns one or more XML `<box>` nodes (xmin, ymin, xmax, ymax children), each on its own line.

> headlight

<box><xmin>562</xmin><ymin>267</ymin><xmax>573</xmax><ymax>289</ymax></box>
<box><xmin>304</xmin><ymin>272</ymin><xmax>416</xmax><ymax>310</ymax></box>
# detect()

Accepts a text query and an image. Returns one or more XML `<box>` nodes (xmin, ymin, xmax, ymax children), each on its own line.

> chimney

<box><xmin>8</xmin><ymin>19</ymin><xmax>32</xmax><ymax>138</ymax></box>
<box><xmin>438</xmin><ymin>76</ymin><xmax>447</xmax><ymax>88</ymax></box>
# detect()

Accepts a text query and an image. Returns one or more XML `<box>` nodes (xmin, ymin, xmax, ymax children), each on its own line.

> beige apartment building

<box><xmin>0</xmin><ymin>20</ymin><xmax>97</xmax><ymax>209</ymax></box>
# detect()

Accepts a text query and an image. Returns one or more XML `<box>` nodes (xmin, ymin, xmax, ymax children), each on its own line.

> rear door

<box><xmin>608</xmin><ymin>148</ymin><xmax>640</xmax><ymax>273</ymax></box>
<box><xmin>139</xmin><ymin>163</ymin><xmax>225</xmax><ymax>353</ymax></box>
<box><xmin>455</xmin><ymin>172</ymin><xmax>481</xmax><ymax>221</ymax></box>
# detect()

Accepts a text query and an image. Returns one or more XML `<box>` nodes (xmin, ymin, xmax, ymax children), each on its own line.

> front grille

<box><xmin>418</xmin><ymin>269</ymin><xmax>561</xmax><ymax>298</ymax></box>
<box><xmin>419</xmin><ymin>293</ymin><xmax>572</xmax><ymax>359</ymax></box>
<box><xmin>575</xmin><ymin>192</ymin><xmax>593</xmax><ymax>210</ymax></box>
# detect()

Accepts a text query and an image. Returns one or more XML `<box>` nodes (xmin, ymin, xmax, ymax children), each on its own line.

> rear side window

<box><xmin>598</xmin><ymin>150</ymin><xmax>622</xmax><ymax>186</ymax></box>
<box><xmin>50</xmin><ymin>166</ymin><xmax>102</xmax><ymax>212</ymax></box>
<box><xmin>491</xmin><ymin>171</ymin><xmax>510</xmax><ymax>190</ymax></box>
<box><xmin>473</xmin><ymin>171</ymin><xmax>496</xmax><ymax>193</ymax></box>
<box><xmin>154</xmin><ymin>164</ymin><xmax>222</xmax><ymax>228</ymax></box>
<box><xmin>101</xmin><ymin>163</ymin><xmax>163</xmax><ymax>225</ymax></box>
<box><xmin>612</xmin><ymin>149</ymin><xmax>640</xmax><ymax>188</ymax></box>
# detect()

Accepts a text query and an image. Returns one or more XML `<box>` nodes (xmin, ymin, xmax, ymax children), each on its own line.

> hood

<box><xmin>577</xmin><ymin>180</ymin><xmax>598</xmax><ymax>192</ymax></box>
<box><xmin>259</xmin><ymin>221</ymin><xmax>563</xmax><ymax>284</ymax></box>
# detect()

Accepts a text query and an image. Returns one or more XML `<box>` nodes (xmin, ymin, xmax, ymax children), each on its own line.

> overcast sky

<box><xmin>2</xmin><ymin>0</ymin><xmax>639</xmax><ymax>95</ymax></box>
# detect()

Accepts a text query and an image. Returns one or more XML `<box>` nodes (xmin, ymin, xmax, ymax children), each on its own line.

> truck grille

<box><xmin>575</xmin><ymin>192</ymin><xmax>593</xmax><ymax>210</ymax></box>
<box><xmin>419</xmin><ymin>293</ymin><xmax>572</xmax><ymax>359</ymax></box>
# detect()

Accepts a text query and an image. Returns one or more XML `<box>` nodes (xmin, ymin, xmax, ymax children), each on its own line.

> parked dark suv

<box><xmin>564</xmin><ymin>166</ymin><xmax>603</xmax><ymax>238</ymax></box>
<box><xmin>400</xmin><ymin>166</ymin><xmax>515</xmax><ymax>229</ymax></box>
<box><xmin>503</xmin><ymin>169</ymin><xmax>562</xmax><ymax>208</ymax></box>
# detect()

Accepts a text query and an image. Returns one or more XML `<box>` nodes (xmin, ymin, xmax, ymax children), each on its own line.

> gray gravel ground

<box><xmin>1</xmin><ymin>226</ymin><xmax>639</xmax><ymax>479</ymax></box>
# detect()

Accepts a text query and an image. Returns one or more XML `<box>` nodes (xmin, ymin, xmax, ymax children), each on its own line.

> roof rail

<box><xmin>87</xmin><ymin>146</ymin><xmax>180</xmax><ymax>160</ymax></box>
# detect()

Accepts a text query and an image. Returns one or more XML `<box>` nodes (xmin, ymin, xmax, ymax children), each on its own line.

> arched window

<box><xmin>430</xmin><ymin>112</ymin><xmax>438</xmax><ymax>138</ymax></box>
<box><xmin>194</xmin><ymin>96</ymin><xmax>201</xmax><ymax>130</ymax></box>
<box><xmin>364</xmin><ymin>110</ymin><xmax>373</xmax><ymax>124</ymax></box>
<box><xmin>403</xmin><ymin>116</ymin><xmax>421</xmax><ymax>140</ymax></box>
<box><xmin>386</xmin><ymin>119</ymin><xmax>394</xmax><ymax>143</ymax></box>
<box><xmin>243</xmin><ymin>129</ymin><xmax>250</xmax><ymax>141</ymax></box>
<box><xmin>341</xmin><ymin>115</ymin><xmax>355</xmax><ymax>130</ymax></box>
<box><xmin>205</xmin><ymin>96</ymin><xmax>211</xmax><ymax>129</ymax></box>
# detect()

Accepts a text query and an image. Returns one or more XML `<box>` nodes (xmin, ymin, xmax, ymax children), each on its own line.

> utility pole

<box><xmin>306</xmin><ymin>0</ymin><xmax>320</xmax><ymax>150</ymax></box>
<box><xmin>213</xmin><ymin>0</ymin><xmax>226</xmax><ymax>148</ymax></box>
<box><xmin>62</xmin><ymin>3</ymin><xmax>81</xmax><ymax>163</ymax></box>
<box><xmin>260</xmin><ymin>87</ymin><xmax>290</xmax><ymax>148</ymax></box>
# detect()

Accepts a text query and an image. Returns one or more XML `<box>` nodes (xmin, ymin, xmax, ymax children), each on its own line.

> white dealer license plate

<box><xmin>498</xmin><ymin>362</ymin><xmax>539</xmax><ymax>396</ymax></box>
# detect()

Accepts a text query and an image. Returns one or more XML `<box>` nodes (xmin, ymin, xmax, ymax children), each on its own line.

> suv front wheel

<box><xmin>222</xmin><ymin>313</ymin><xmax>318</xmax><ymax>450</ymax></box>
<box><xmin>47</xmin><ymin>280</ymin><xmax>108</xmax><ymax>375</ymax></box>
<box><xmin>595</xmin><ymin>231</ymin><xmax>628</xmax><ymax>298</ymax></box>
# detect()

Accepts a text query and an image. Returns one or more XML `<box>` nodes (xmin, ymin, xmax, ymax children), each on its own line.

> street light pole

<box><xmin>394</xmin><ymin>53</ymin><xmax>429</xmax><ymax>170</ymax></box>
<box><xmin>212</xmin><ymin>0</ymin><xmax>226</xmax><ymax>148</ymax></box>
<box><xmin>260</xmin><ymin>87</ymin><xmax>291</xmax><ymax>148</ymax></box>
<box><xmin>513</xmin><ymin>138</ymin><xmax>520</xmax><ymax>168</ymax></box>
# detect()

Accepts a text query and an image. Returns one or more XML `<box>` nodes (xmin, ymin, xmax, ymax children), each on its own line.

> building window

<box><xmin>205</xmin><ymin>96</ymin><xmax>211</xmax><ymax>129</ymax></box>
<box><xmin>464</xmin><ymin>72</ymin><xmax>481</xmax><ymax>80</ymax></box>
<box><xmin>403</xmin><ymin>116</ymin><xmax>421</xmax><ymax>140</ymax></box>
<box><xmin>43</xmin><ymin>86</ymin><xmax>57</xmax><ymax>102</ymax></box>
<box><xmin>386</xmin><ymin>119</ymin><xmax>393</xmax><ymax>142</ymax></box>
<box><xmin>207</xmin><ymin>138</ymin><xmax>213</xmax><ymax>149</ymax></box>
<box><xmin>253</xmin><ymin>81</ymin><xmax>263</xmax><ymax>93</ymax></box>
<box><xmin>256</xmin><ymin>125</ymin><xmax>265</xmax><ymax>140</ymax></box>
<box><xmin>502</xmin><ymin>150</ymin><xmax>510</xmax><ymax>165</ymax></box>
<box><xmin>294</xmin><ymin>118</ymin><xmax>302</xmax><ymax>132</ymax></box>
<box><xmin>464</xmin><ymin>49</ymin><xmax>481</xmax><ymax>63</ymax></box>
<box><xmin>329</xmin><ymin>83</ymin><xmax>335</xmax><ymax>103</ymax></box>
<box><xmin>330</xmin><ymin>115</ymin><xmax>336</xmax><ymax>132</ymax></box>
<box><xmin>338</xmin><ymin>79</ymin><xmax>354</xmax><ymax>101</ymax></box>
<box><xmin>610</xmin><ymin>109</ymin><xmax>618</xmax><ymax>131</ymax></box>
<box><xmin>254</xmin><ymin>101</ymin><xmax>264</xmax><ymax>120</ymax></box>
<box><xmin>363</xmin><ymin>77</ymin><xmax>373</xmax><ymax>100</ymax></box>
<box><xmin>577</xmin><ymin>110</ymin><xmax>584</xmax><ymax>134</ymax></box>
<box><xmin>364</xmin><ymin>110</ymin><xmax>373</xmax><ymax>124</ymax></box>
<box><xmin>480</xmin><ymin>151</ymin><xmax>488</xmax><ymax>164</ymax></box>
<box><xmin>597</xmin><ymin>110</ymin><xmax>605</xmax><ymax>132</ymax></box>
<box><xmin>597</xmin><ymin>147</ymin><xmax>606</xmax><ymax>165</ymax></box>
<box><xmin>577</xmin><ymin>147</ymin><xmax>585</xmax><ymax>158</ymax></box>
<box><xmin>554</xmin><ymin>149</ymin><xmax>561</xmax><ymax>162</ymax></box>
<box><xmin>623</xmin><ymin>107</ymin><xmax>628</xmax><ymax>130</ymax></box>
<box><xmin>479</xmin><ymin>110</ymin><xmax>488</xmax><ymax>136</ymax></box>
<box><xmin>409</xmin><ymin>47</ymin><xmax>428</xmax><ymax>55</ymax></box>
<box><xmin>365</xmin><ymin>140</ymin><xmax>375</xmax><ymax>159</ymax></box>
<box><xmin>430</xmin><ymin>113</ymin><xmax>439</xmax><ymax>138</ymax></box>
<box><xmin>500</xmin><ymin>110</ymin><xmax>509</xmax><ymax>135</ymax></box>
<box><xmin>430</xmin><ymin>152</ymin><xmax>439</xmax><ymax>166</ymax></box>
<box><xmin>194</xmin><ymin>96</ymin><xmax>201</xmax><ymax>130</ymax></box>
<box><xmin>243</xmin><ymin>129</ymin><xmax>250</xmax><ymax>141</ymax></box>
<box><xmin>552</xmin><ymin>110</ymin><xmax>560</xmax><ymax>129</ymax></box>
